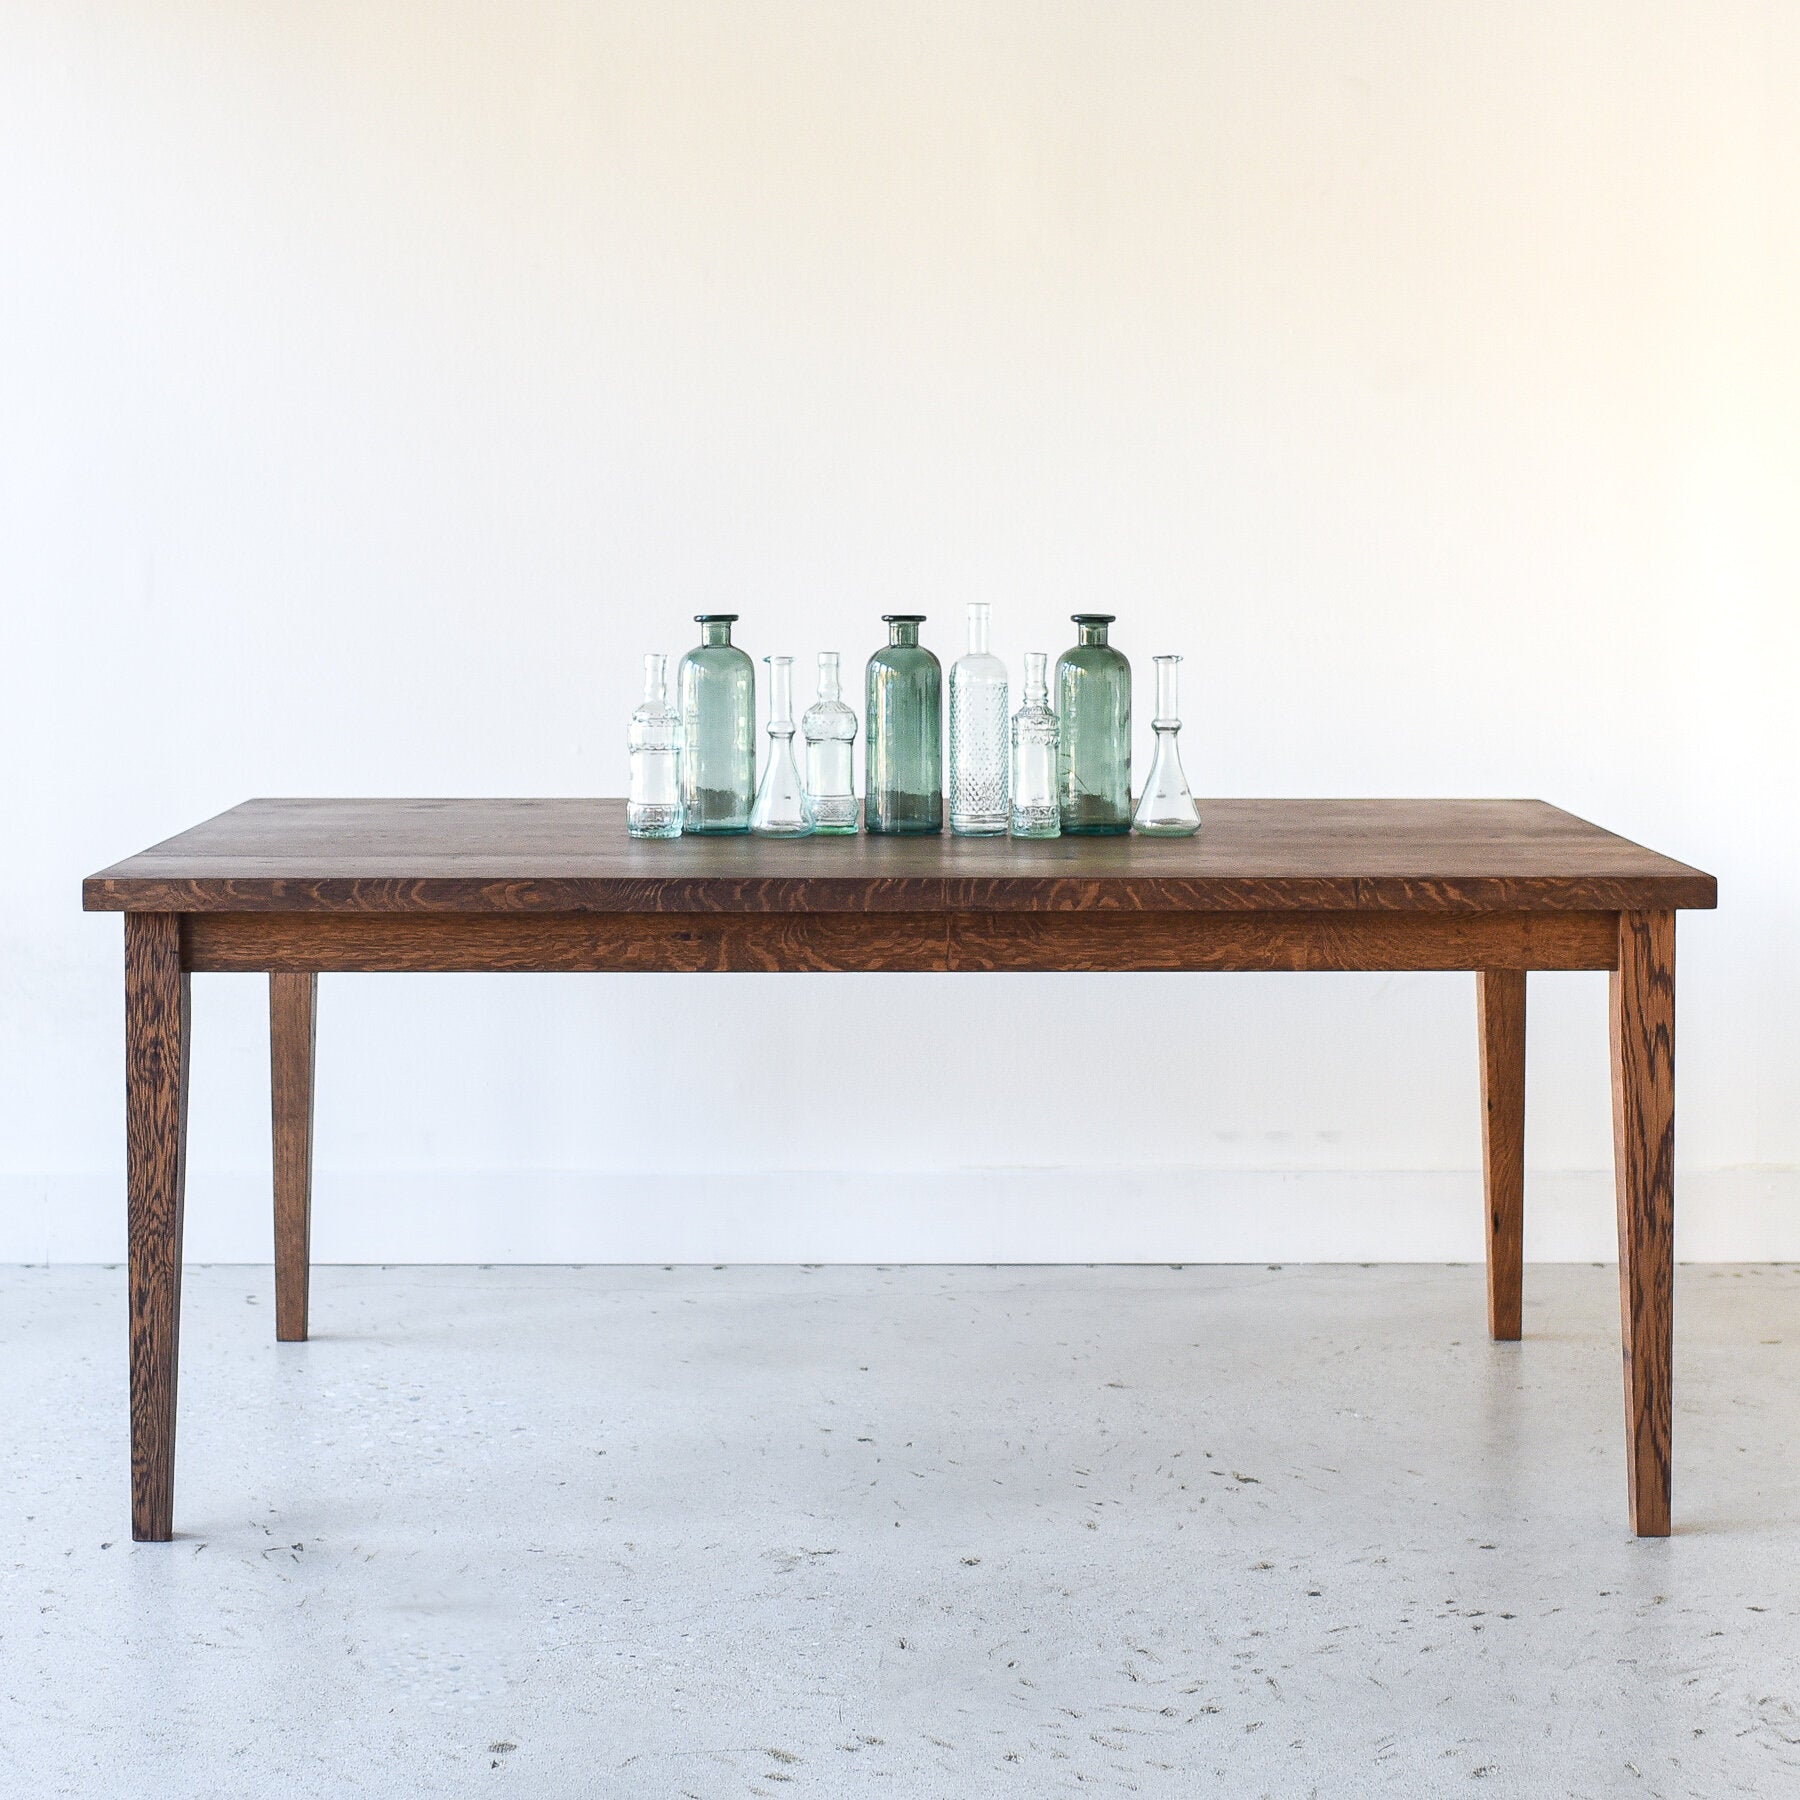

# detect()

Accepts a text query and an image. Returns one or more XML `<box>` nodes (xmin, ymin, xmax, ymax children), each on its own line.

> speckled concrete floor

<box><xmin>3</xmin><ymin>1263</ymin><xmax>1798</xmax><ymax>1799</ymax></box>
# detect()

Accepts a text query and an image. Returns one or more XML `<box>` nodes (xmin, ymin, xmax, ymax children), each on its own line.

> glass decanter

<box><xmin>677</xmin><ymin>614</ymin><xmax>754</xmax><ymax>834</ymax></box>
<box><xmin>1132</xmin><ymin>655</ymin><xmax>1201</xmax><ymax>836</ymax></box>
<box><xmin>801</xmin><ymin>652</ymin><xmax>859</xmax><ymax>833</ymax></box>
<box><xmin>750</xmin><ymin>655</ymin><xmax>815</xmax><ymax>837</ymax></box>
<box><xmin>1055</xmin><ymin>613</ymin><xmax>1132</xmax><ymax>835</ymax></box>
<box><xmin>949</xmin><ymin>602</ymin><xmax>1010</xmax><ymax>835</ymax></box>
<box><xmin>626</xmin><ymin>653</ymin><xmax>685</xmax><ymax>839</ymax></box>
<box><xmin>1009</xmin><ymin>652</ymin><xmax>1060</xmax><ymax>838</ymax></box>
<box><xmin>864</xmin><ymin>615</ymin><xmax>942</xmax><ymax>834</ymax></box>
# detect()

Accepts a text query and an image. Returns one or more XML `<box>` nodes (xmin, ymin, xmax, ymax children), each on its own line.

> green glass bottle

<box><xmin>865</xmin><ymin>615</ymin><xmax>942</xmax><ymax>834</ymax></box>
<box><xmin>677</xmin><ymin>615</ymin><xmax>754</xmax><ymax>834</ymax></box>
<box><xmin>1056</xmin><ymin>614</ymin><xmax>1132</xmax><ymax>835</ymax></box>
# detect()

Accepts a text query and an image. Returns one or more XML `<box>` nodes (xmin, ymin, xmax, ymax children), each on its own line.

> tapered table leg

<box><xmin>126</xmin><ymin>913</ymin><xmax>190</xmax><ymax>1542</ymax></box>
<box><xmin>271</xmin><ymin>972</ymin><xmax>317</xmax><ymax>1343</ymax></box>
<box><xmin>1612</xmin><ymin>911</ymin><xmax>1676</xmax><ymax>1537</ymax></box>
<box><xmin>1477</xmin><ymin>970</ymin><xmax>1526</xmax><ymax>1341</ymax></box>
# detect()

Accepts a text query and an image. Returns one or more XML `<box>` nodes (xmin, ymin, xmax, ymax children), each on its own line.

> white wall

<box><xmin>3</xmin><ymin>1</ymin><xmax>1796</xmax><ymax>1263</ymax></box>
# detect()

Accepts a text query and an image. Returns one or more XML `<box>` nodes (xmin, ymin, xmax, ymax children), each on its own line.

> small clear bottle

<box><xmin>1010</xmin><ymin>652</ymin><xmax>1060</xmax><ymax>838</ymax></box>
<box><xmin>949</xmin><ymin>602</ymin><xmax>1010</xmax><ymax>835</ymax></box>
<box><xmin>750</xmin><ymin>656</ymin><xmax>815</xmax><ymax>837</ymax></box>
<box><xmin>1132</xmin><ymin>655</ymin><xmax>1201</xmax><ymax>836</ymax></box>
<box><xmin>864</xmin><ymin>616</ymin><xmax>942</xmax><ymax>834</ymax></box>
<box><xmin>801</xmin><ymin>652</ymin><xmax>859</xmax><ymax>833</ymax></box>
<box><xmin>627</xmin><ymin>653</ymin><xmax>684</xmax><ymax>839</ymax></box>
<box><xmin>678</xmin><ymin>615</ymin><xmax>755</xmax><ymax>834</ymax></box>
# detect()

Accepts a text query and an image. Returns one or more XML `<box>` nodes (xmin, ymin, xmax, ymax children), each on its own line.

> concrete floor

<box><xmin>2</xmin><ymin>1264</ymin><xmax>1798</xmax><ymax>1799</ymax></box>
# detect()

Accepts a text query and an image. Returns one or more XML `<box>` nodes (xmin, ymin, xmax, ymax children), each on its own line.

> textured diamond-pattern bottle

<box><xmin>1009</xmin><ymin>652</ymin><xmax>1060</xmax><ymax>838</ymax></box>
<box><xmin>949</xmin><ymin>603</ymin><xmax>1010</xmax><ymax>836</ymax></box>
<box><xmin>801</xmin><ymin>652</ymin><xmax>859</xmax><ymax>833</ymax></box>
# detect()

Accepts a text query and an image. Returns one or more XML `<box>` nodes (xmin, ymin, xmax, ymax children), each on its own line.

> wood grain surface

<box><xmin>84</xmin><ymin>797</ymin><xmax>1717</xmax><ymax>916</ymax></box>
<box><xmin>178</xmin><ymin>908</ymin><xmax>1622</xmax><ymax>974</ymax></box>
<box><xmin>270</xmin><ymin>973</ymin><xmax>316</xmax><ymax>1343</ymax></box>
<box><xmin>1478</xmin><ymin>970</ymin><xmax>1527</xmax><ymax>1342</ymax></box>
<box><xmin>1612</xmin><ymin>910</ymin><xmax>1676</xmax><ymax>1538</ymax></box>
<box><xmin>125</xmin><ymin>913</ymin><xmax>189</xmax><ymax>1543</ymax></box>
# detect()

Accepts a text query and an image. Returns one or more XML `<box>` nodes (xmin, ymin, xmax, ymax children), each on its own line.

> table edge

<box><xmin>82</xmin><ymin>871</ymin><xmax>1720</xmax><ymax>914</ymax></box>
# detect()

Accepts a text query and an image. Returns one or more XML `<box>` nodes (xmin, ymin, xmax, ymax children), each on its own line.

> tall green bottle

<box><xmin>865</xmin><ymin>615</ymin><xmax>942</xmax><ymax>834</ymax></box>
<box><xmin>1056</xmin><ymin>614</ymin><xmax>1132</xmax><ymax>835</ymax></box>
<box><xmin>678</xmin><ymin>615</ymin><xmax>754</xmax><ymax>834</ymax></box>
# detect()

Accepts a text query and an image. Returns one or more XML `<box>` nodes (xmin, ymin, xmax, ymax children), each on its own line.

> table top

<box><xmin>82</xmin><ymin>798</ymin><xmax>1716</xmax><ymax>915</ymax></box>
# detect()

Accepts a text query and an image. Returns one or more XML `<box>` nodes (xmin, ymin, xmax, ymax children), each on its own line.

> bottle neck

<box><xmin>700</xmin><ymin>620</ymin><xmax>733</xmax><ymax>647</ymax></box>
<box><xmin>642</xmin><ymin>653</ymin><xmax>668</xmax><ymax>704</ymax></box>
<box><xmin>888</xmin><ymin>621</ymin><xmax>920</xmax><ymax>648</ymax></box>
<box><xmin>816</xmin><ymin>652</ymin><xmax>841</xmax><ymax>702</ymax></box>
<box><xmin>966</xmin><ymin>604</ymin><xmax>990</xmax><ymax>656</ymax></box>
<box><xmin>766</xmin><ymin>657</ymin><xmax>794</xmax><ymax>732</ymax></box>
<box><xmin>1022</xmin><ymin>651</ymin><xmax>1048</xmax><ymax>706</ymax></box>
<box><xmin>1153</xmin><ymin>655</ymin><xmax>1181</xmax><ymax>727</ymax></box>
<box><xmin>1077</xmin><ymin>621</ymin><xmax>1110</xmax><ymax>647</ymax></box>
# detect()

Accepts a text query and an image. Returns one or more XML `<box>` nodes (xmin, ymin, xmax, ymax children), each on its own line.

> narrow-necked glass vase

<box><xmin>626</xmin><ymin>653</ymin><xmax>685</xmax><ymax>839</ymax></box>
<box><xmin>865</xmin><ymin>616</ymin><xmax>942</xmax><ymax>834</ymax></box>
<box><xmin>678</xmin><ymin>615</ymin><xmax>754</xmax><ymax>834</ymax></box>
<box><xmin>1009</xmin><ymin>652</ymin><xmax>1060</xmax><ymax>838</ymax></box>
<box><xmin>801</xmin><ymin>652</ymin><xmax>859</xmax><ymax>833</ymax></box>
<box><xmin>1132</xmin><ymin>656</ymin><xmax>1200</xmax><ymax>837</ymax></box>
<box><xmin>1056</xmin><ymin>614</ymin><xmax>1132</xmax><ymax>835</ymax></box>
<box><xmin>949</xmin><ymin>602</ymin><xmax>1010</xmax><ymax>835</ymax></box>
<box><xmin>750</xmin><ymin>656</ymin><xmax>815</xmax><ymax>837</ymax></box>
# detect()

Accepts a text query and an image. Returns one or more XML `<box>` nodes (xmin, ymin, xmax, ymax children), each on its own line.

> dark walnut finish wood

<box><xmin>84</xmin><ymin>797</ymin><xmax>1716</xmax><ymax>916</ymax></box>
<box><xmin>271</xmin><ymin>972</ymin><xmax>317</xmax><ymax>1344</ymax></box>
<box><xmin>1478</xmin><ymin>970</ymin><xmax>1527</xmax><ymax>1342</ymax></box>
<box><xmin>85</xmin><ymin>798</ymin><xmax>1715</xmax><ymax>1541</ymax></box>
<box><xmin>180</xmin><ymin>908</ymin><xmax>1620</xmax><ymax>975</ymax></box>
<box><xmin>1612</xmin><ymin>911</ymin><xmax>1677</xmax><ymax>1538</ymax></box>
<box><xmin>124</xmin><ymin>913</ymin><xmax>190</xmax><ymax>1543</ymax></box>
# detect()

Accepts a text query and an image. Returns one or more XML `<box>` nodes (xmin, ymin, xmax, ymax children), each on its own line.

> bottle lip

<box><xmin>1071</xmin><ymin>613</ymin><xmax>1116</xmax><ymax>625</ymax></box>
<box><xmin>881</xmin><ymin>613</ymin><xmax>927</xmax><ymax>623</ymax></box>
<box><xmin>694</xmin><ymin>613</ymin><xmax>739</xmax><ymax>623</ymax></box>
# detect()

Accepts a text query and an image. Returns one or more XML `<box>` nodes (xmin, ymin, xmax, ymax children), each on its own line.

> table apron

<box><xmin>178</xmin><ymin>909</ymin><xmax>1621</xmax><ymax>974</ymax></box>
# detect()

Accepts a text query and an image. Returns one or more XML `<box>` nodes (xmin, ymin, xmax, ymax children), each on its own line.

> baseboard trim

<box><xmin>4</xmin><ymin>1167</ymin><xmax>1796</xmax><ymax>1264</ymax></box>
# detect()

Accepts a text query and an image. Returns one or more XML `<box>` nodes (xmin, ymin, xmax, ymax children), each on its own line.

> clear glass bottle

<box><xmin>801</xmin><ymin>652</ymin><xmax>859</xmax><ymax>834</ymax></box>
<box><xmin>1056</xmin><ymin>613</ymin><xmax>1132</xmax><ymax>835</ymax></box>
<box><xmin>1009</xmin><ymin>652</ymin><xmax>1060</xmax><ymax>839</ymax></box>
<box><xmin>750</xmin><ymin>656</ymin><xmax>815</xmax><ymax>837</ymax></box>
<box><xmin>1133</xmin><ymin>655</ymin><xmax>1201</xmax><ymax>836</ymax></box>
<box><xmin>677</xmin><ymin>614</ymin><xmax>754</xmax><ymax>834</ymax></box>
<box><xmin>949</xmin><ymin>602</ymin><xmax>1010</xmax><ymax>836</ymax></box>
<box><xmin>865</xmin><ymin>615</ymin><xmax>942</xmax><ymax>834</ymax></box>
<box><xmin>626</xmin><ymin>653</ymin><xmax>685</xmax><ymax>839</ymax></box>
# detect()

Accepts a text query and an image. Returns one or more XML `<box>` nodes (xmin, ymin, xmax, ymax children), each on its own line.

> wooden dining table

<box><xmin>84</xmin><ymin>796</ymin><xmax>1715</xmax><ymax>1542</ymax></box>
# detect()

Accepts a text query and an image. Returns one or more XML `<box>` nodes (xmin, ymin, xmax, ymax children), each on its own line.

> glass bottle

<box><xmin>1055</xmin><ymin>614</ymin><xmax>1131</xmax><ymax>835</ymax></box>
<box><xmin>864</xmin><ymin>615</ymin><xmax>942</xmax><ymax>834</ymax></box>
<box><xmin>1009</xmin><ymin>652</ymin><xmax>1060</xmax><ymax>838</ymax></box>
<box><xmin>801</xmin><ymin>652</ymin><xmax>859</xmax><ymax>834</ymax></box>
<box><xmin>677</xmin><ymin>614</ymin><xmax>754</xmax><ymax>834</ymax></box>
<box><xmin>1133</xmin><ymin>656</ymin><xmax>1201</xmax><ymax>836</ymax></box>
<box><xmin>626</xmin><ymin>653</ymin><xmax>685</xmax><ymax>839</ymax></box>
<box><xmin>750</xmin><ymin>656</ymin><xmax>815</xmax><ymax>837</ymax></box>
<box><xmin>948</xmin><ymin>602</ymin><xmax>1010</xmax><ymax>836</ymax></box>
